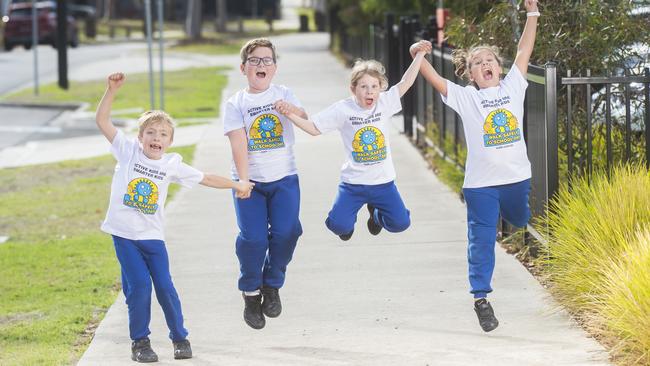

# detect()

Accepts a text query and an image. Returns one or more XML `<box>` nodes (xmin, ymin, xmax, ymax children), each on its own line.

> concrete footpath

<box><xmin>76</xmin><ymin>33</ymin><xmax>610</xmax><ymax>365</ymax></box>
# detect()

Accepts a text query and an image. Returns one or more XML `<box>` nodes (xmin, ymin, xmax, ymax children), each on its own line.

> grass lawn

<box><xmin>0</xmin><ymin>145</ymin><xmax>196</xmax><ymax>366</ymax></box>
<box><xmin>1</xmin><ymin>66</ymin><xmax>229</xmax><ymax>120</ymax></box>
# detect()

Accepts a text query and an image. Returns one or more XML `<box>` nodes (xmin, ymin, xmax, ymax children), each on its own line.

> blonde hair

<box><xmin>350</xmin><ymin>59</ymin><xmax>388</xmax><ymax>91</ymax></box>
<box><xmin>451</xmin><ymin>45</ymin><xmax>503</xmax><ymax>83</ymax></box>
<box><xmin>138</xmin><ymin>110</ymin><xmax>175</xmax><ymax>140</ymax></box>
<box><xmin>240</xmin><ymin>38</ymin><xmax>277</xmax><ymax>64</ymax></box>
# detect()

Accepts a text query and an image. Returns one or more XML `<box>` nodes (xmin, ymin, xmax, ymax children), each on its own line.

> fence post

<box><xmin>399</xmin><ymin>16</ymin><xmax>414</xmax><ymax>137</ymax></box>
<box><xmin>385</xmin><ymin>13</ymin><xmax>399</xmax><ymax>88</ymax></box>
<box><xmin>544</xmin><ymin>63</ymin><xmax>559</xmax><ymax>204</ymax></box>
<box><xmin>645</xmin><ymin>67</ymin><xmax>650</xmax><ymax>169</ymax></box>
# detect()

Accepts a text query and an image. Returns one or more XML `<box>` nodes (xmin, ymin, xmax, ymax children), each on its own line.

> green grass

<box><xmin>170</xmin><ymin>40</ymin><xmax>243</xmax><ymax>55</ymax></box>
<box><xmin>423</xmin><ymin>121</ymin><xmax>466</xmax><ymax>194</ymax></box>
<box><xmin>541</xmin><ymin>164</ymin><xmax>650</xmax><ymax>364</ymax></box>
<box><xmin>426</xmin><ymin>150</ymin><xmax>465</xmax><ymax>194</ymax></box>
<box><xmin>0</xmin><ymin>145</ymin><xmax>196</xmax><ymax>366</ymax></box>
<box><xmin>169</xmin><ymin>27</ymin><xmax>297</xmax><ymax>56</ymax></box>
<box><xmin>1</xmin><ymin>67</ymin><xmax>229</xmax><ymax>120</ymax></box>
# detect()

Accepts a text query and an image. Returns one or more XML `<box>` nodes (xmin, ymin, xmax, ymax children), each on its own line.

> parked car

<box><xmin>3</xmin><ymin>1</ymin><xmax>79</xmax><ymax>51</ymax></box>
<box><xmin>590</xmin><ymin>42</ymin><xmax>649</xmax><ymax>131</ymax></box>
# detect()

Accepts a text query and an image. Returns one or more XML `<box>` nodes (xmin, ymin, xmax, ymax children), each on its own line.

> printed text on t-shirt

<box><xmin>350</xmin><ymin>112</ymin><xmax>382</xmax><ymax>126</ymax></box>
<box><xmin>480</xmin><ymin>96</ymin><xmax>511</xmax><ymax>109</ymax></box>
<box><xmin>247</xmin><ymin>103</ymin><xmax>276</xmax><ymax>117</ymax></box>
<box><xmin>134</xmin><ymin>163</ymin><xmax>167</xmax><ymax>180</ymax></box>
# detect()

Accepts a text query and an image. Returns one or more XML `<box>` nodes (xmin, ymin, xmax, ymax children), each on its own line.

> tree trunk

<box><xmin>215</xmin><ymin>0</ymin><xmax>227</xmax><ymax>32</ymax></box>
<box><xmin>185</xmin><ymin>0</ymin><xmax>203</xmax><ymax>40</ymax></box>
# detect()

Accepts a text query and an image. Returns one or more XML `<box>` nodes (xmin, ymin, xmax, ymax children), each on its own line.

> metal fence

<box><xmin>331</xmin><ymin>13</ymin><xmax>650</xmax><ymax>228</ymax></box>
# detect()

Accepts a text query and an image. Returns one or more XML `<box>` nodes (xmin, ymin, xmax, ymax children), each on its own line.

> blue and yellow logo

<box><xmin>351</xmin><ymin>126</ymin><xmax>386</xmax><ymax>163</ymax></box>
<box><xmin>248</xmin><ymin>113</ymin><xmax>285</xmax><ymax>151</ymax></box>
<box><xmin>123</xmin><ymin>178</ymin><xmax>159</xmax><ymax>215</ymax></box>
<box><xmin>483</xmin><ymin>108</ymin><xmax>521</xmax><ymax>147</ymax></box>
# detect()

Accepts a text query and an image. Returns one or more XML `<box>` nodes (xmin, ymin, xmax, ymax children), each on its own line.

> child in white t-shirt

<box><xmin>222</xmin><ymin>38</ymin><xmax>308</xmax><ymax>330</ymax></box>
<box><xmin>96</xmin><ymin>72</ymin><xmax>254</xmax><ymax>363</ymax></box>
<box><xmin>275</xmin><ymin>41</ymin><xmax>431</xmax><ymax>243</ymax></box>
<box><xmin>410</xmin><ymin>0</ymin><xmax>540</xmax><ymax>333</ymax></box>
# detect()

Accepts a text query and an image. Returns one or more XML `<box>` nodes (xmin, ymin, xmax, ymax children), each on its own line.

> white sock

<box><xmin>244</xmin><ymin>290</ymin><xmax>260</xmax><ymax>296</ymax></box>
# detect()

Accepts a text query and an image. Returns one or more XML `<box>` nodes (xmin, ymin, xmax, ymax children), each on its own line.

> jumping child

<box><xmin>410</xmin><ymin>0</ymin><xmax>540</xmax><ymax>332</ymax></box>
<box><xmin>97</xmin><ymin>72</ymin><xmax>254</xmax><ymax>362</ymax></box>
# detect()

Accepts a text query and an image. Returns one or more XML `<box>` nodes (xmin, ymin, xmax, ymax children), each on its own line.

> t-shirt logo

<box><xmin>248</xmin><ymin>113</ymin><xmax>285</xmax><ymax>151</ymax></box>
<box><xmin>123</xmin><ymin>178</ymin><xmax>159</xmax><ymax>215</ymax></box>
<box><xmin>351</xmin><ymin>126</ymin><xmax>387</xmax><ymax>163</ymax></box>
<box><xmin>483</xmin><ymin>108</ymin><xmax>521</xmax><ymax>147</ymax></box>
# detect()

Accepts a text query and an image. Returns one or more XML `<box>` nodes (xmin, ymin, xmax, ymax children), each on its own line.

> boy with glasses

<box><xmin>222</xmin><ymin>38</ymin><xmax>308</xmax><ymax>329</ymax></box>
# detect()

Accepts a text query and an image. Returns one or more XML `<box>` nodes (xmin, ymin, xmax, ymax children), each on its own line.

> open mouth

<box><xmin>256</xmin><ymin>71</ymin><xmax>267</xmax><ymax>78</ymax></box>
<box><xmin>364</xmin><ymin>98</ymin><xmax>374</xmax><ymax>107</ymax></box>
<box><xmin>483</xmin><ymin>69</ymin><xmax>494</xmax><ymax>80</ymax></box>
<box><xmin>149</xmin><ymin>144</ymin><xmax>162</xmax><ymax>151</ymax></box>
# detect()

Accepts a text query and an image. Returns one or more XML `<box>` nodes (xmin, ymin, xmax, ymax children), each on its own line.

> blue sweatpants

<box><xmin>325</xmin><ymin>181</ymin><xmax>411</xmax><ymax>236</ymax></box>
<box><xmin>462</xmin><ymin>179</ymin><xmax>531</xmax><ymax>299</ymax></box>
<box><xmin>112</xmin><ymin>235</ymin><xmax>188</xmax><ymax>342</ymax></box>
<box><xmin>232</xmin><ymin>174</ymin><xmax>302</xmax><ymax>292</ymax></box>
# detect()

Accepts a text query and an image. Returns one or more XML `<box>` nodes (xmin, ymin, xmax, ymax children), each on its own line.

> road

<box><xmin>0</xmin><ymin>41</ymin><xmax>234</xmax><ymax>151</ymax></box>
<box><xmin>0</xmin><ymin>41</ymin><xmax>146</xmax><ymax>95</ymax></box>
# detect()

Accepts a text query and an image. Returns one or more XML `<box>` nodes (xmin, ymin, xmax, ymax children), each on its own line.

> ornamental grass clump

<box><xmin>598</xmin><ymin>227</ymin><xmax>650</xmax><ymax>364</ymax></box>
<box><xmin>542</xmin><ymin>164</ymin><xmax>650</xmax><ymax>364</ymax></box>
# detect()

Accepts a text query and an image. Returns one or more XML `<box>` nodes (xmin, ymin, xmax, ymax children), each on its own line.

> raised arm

<box><xmin>95</xmin><ymin>73</ymin><xmax>125</xmax><ymax>143</ymax></box>
<box><xmin>275</xmin><ymin>100</ymin><xmax>321</xmax><ymax>136</ymax></box>
<box><xmin>396</xmin><ymin>40</ymin><xmax>431</xmax><ymax>97</ymax></box>
<box><xmin>514</xmin><ymin>0</ymin><xmax>540</xmax><ymax>75</ymax></box>
<box><xmin>409</xmin><ymin>42</ymin><xmax>448</xmax><ymax>97</ymax></box>
<box><xmin>226</xmin><ymin>128</ymin><xmax>251</xmax><ymax>185</ymax></box>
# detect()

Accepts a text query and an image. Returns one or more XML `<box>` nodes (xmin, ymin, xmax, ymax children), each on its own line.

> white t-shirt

<box><xmin>101</xmin><ymin>130</ymin><xmax>204</xmax><ymax>241</ymax></box>
<box><xmin>222</xmin><ymin>84</ymin><xmax>301</xmax><ymax>183</ymax></box>
<box><xmin>442</xmin><ymin>67</ymin><xmax>532</xmax><ymax>188</ymax></box>
<box><xmin>312</xmin><ymin>85</ymin><xmax>402</xmax><ymax>185</ymax></box>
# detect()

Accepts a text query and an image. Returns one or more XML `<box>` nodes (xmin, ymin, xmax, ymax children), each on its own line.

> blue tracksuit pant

<box><xmin>462</xmin><ymin>179</ymin><xmax>531</xmax><ymax>299</ymax></box>
<box><xmin>112</xmin><ymin>235</ymin><xmax>188</xmax><ymax>342</ymax></box>
<box><xmin>232</xmin><ymin>174</ymin><xmax>302</xmax><ymax>292</ymax></box>
<box><xmin>325</xmin><ymin>181</ymin><xmax>411</xmax><ymax>236</ymax></box>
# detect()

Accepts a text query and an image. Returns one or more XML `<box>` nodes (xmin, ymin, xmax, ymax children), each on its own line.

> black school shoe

<box><xmin>131</xmin><ymin>337</ymin><xmax>158</xmax><ymax>363</ymax></box>
<box><xmin>261</xmin><ymin>287</ymin><xmax>282</xmax><ymax>318</ymax></box>
<box><xmin>367</xmin><ymin>204</ymin><xmax>382</xmax><ymax>235</ymax></box>
<box><xmin>173</xmin><ymin>339</ymin><xmax>192</xmax><ymax>360</ymax></box>
<box><xmin>339</xmin><ymin>230</ymin><xmax>353</xmax><ymax>241</ymax></box>
<box><xmin>474</xmin><ymin>298</ymin><xmax>499</xmax><ymax>332</ymax></box>
<box><xmin>242</xmin><ymin>293</ymin><xmax>265</xmax><ymax>329</ymax></box>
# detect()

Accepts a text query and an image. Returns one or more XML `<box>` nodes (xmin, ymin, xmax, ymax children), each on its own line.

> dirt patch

<box><xmin>0</xmin><ymin>157</ymin><xmax>115</xmax><ymax>195</ymax></box>
<box><xmin>0</xmin><ymin>311</ymin><xmax>45</xmax><ymax>326</ymax></box>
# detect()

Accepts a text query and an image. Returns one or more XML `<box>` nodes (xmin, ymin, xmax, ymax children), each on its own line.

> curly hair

<box><xmin>240</xmin><ymin>38</ymin><xmax>277</xmax><ymax>65</ymax></box>
<box><xmin>349</xmin><ymin>59</ymin><xmax>389</xmax><ymax>91</ymax></box>
<box><xmin>138</xmin><ymin>110</ymin><xmax>176</xmax><ymax>140</ymax></box>
<box><xmin>451</xmin><ymin>45</ymin><xmax>502</xmax><ymax>84</ymax></box>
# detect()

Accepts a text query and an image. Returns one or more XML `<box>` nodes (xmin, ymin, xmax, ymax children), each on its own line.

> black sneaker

<box><xmin>261</xmin><ymin>287</ymin><xmax>282</xmax><ymax>318</ymax></box>
<box><xmin>242</xmin><ymin>293</ymin><xmax>265</xmax><ymax>329</ymax></box>
<box><xmin>173</xmin><ymin>339</ymin><xmax>192</xmax><ymax>360</ymax></box>
<box><xmin>474</xmin><ymin>298</ymin><xmax>499</xmax><ymax>332</ymax></box>
<box><xmin>367</xmin><ymin>204</ymin><xmax>382</xmax><ymax>235</ymax></box>
<box><xmin>339</xmin><ymin>230</ymin><xmax>353</xmax><ymax>241</ymax></box>
<box><xmin>131</xmin><ymin>337</ymin><xmax>158</xmax><ymax>363</ymax></box>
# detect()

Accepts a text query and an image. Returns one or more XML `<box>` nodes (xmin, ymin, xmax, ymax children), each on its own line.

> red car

<box><xmin>3</xmin><ymin>1</ymin><xmax>79</xmax><ymax>51</ymax></box>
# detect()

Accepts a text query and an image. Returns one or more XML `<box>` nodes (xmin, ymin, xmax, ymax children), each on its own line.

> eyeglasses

<box><xmin>246</xmin><ymin>57</ymin><xmax>275</xmax><ymax>66</ymax></box>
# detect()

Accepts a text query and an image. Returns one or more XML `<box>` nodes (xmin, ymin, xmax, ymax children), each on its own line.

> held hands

<box><xmin>524</xmin><ymin>0</ymin><xmax>539</xmax><ymax>13</ymax></box>
<box><xmin>274</xmin><ymin>100</ymin><xmax>298</xmax><ymax>116</ymax></box>
<box><xmin>234</xmin><ymin>180</ymin><xmax>255</xmax><ymax>199</ymax></box>
<box><xmin>107</xmin><ymin>72</ymin><xmax>125</xmax><ymax>91</ymax></box>
<box><xmin>409</xmin><ymin>40</ymin><xmax>433</xmax><ymax>58</ymax></box>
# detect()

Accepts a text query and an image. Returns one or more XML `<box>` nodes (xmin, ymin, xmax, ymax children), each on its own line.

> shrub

<box><xmin>541</xmin><ymin>164</ymin><xmax>650</xmax><ymax>364</ymax></box>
